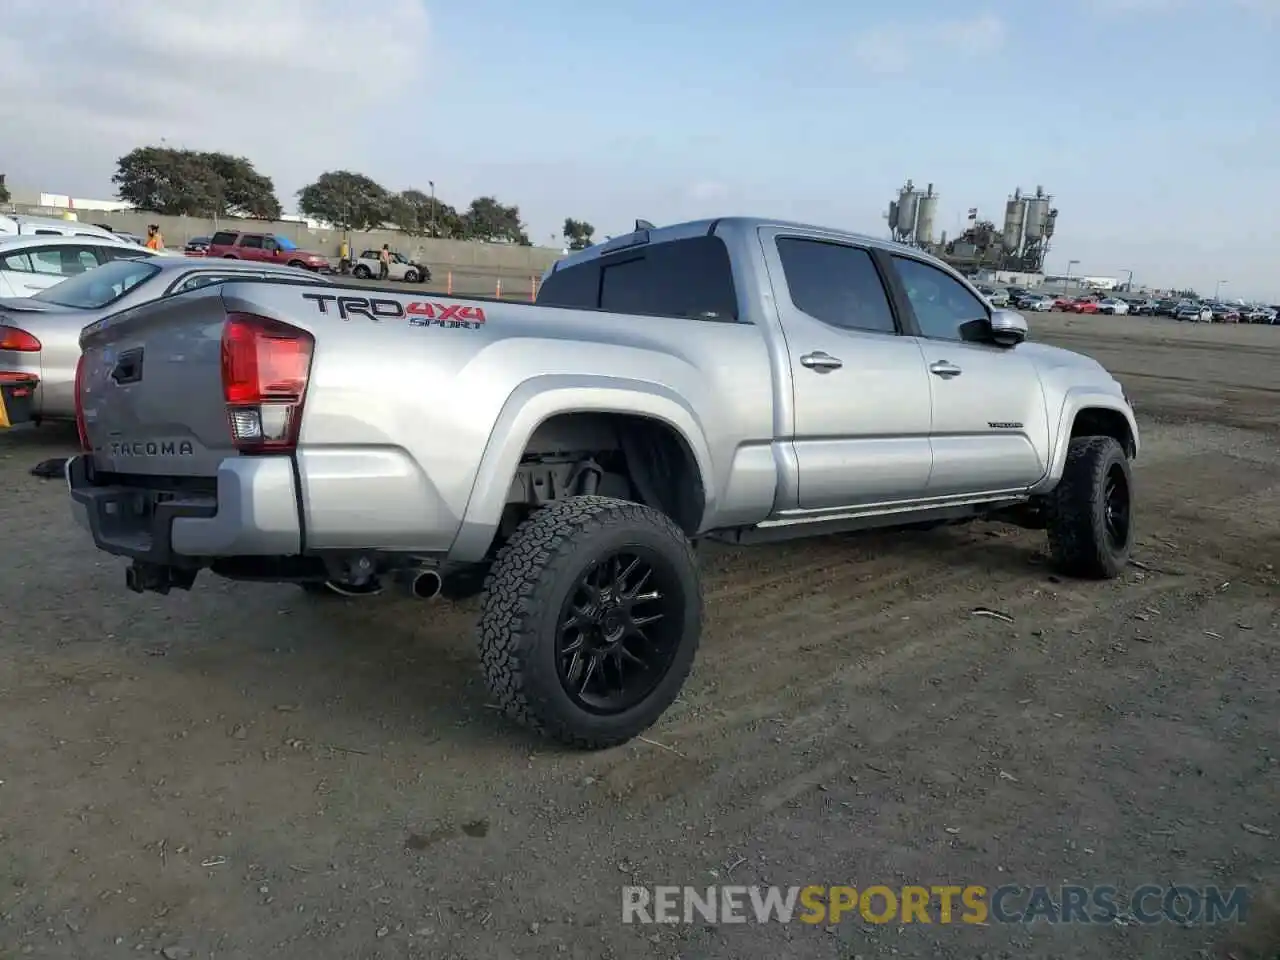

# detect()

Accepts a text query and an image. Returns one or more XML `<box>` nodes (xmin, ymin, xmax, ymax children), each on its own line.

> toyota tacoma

<box><xmin>66</xmin><ymin>217</ymin><xmax>1139</xmax><ymax>749</ymax></box>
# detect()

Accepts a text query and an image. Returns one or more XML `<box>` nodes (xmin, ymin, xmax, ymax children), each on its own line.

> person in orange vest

<box><xmin>144</xmin><ymin>224</ymin><xmax>164</xmax><ymax>251</ymax></box>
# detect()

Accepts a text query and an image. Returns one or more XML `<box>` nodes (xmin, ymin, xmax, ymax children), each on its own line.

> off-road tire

<box><xmin>1045</xmin><ymin>435</ymin><xmax>1133</xmax><ymax>579</ymax></box>
<box><xmin>478</xmin><ymin>496</ymin><xmax>701</xmax><ymax>750</ymax></box>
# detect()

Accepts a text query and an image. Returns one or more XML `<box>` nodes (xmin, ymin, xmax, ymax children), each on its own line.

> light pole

<box><xmin>1064</xmin><ymin>259</ymin><xmax>1080</xmax><ymax>295</ymax></box>
<box><xmin>429</xmin><ymin>180</ymin><xmax>436</xmax><ymax>238</ymax></box>
<box><xmin>1214</xmin><ymin>279</ymin><xmax>1227</xmax><ymax>300</ymax></box>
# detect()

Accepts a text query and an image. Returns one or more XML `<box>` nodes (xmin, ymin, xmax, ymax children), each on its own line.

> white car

<box><xmin>1</xmin><ymin>214</ymin><xmax>133</xmax><ymax>242</ymax></box>
<box><xmin>1096</xmin><ymin>298</ymin><xmax>1130</xmax><ymax>315</ymax></box>
<box><xmin>0</xmin><ymin>235</ymin><xmax>158</xmax><ymax>299</ymax></box>
<box><xmin>350</xmin><ymin>249</ymin><xmax>430</xmax><ymax>283</ymax></box>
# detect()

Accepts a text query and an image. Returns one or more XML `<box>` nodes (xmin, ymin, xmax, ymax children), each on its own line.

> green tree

<box><xmin>389</xmin><ymin>190</ymin><xmax>468</xmax><ymax>238</ymax></box>
<box><xmin>461</xmin><ymin>196</ymin><xmax>528</xmax><ymax>244</ymax></box>
<box><xmin>388</xmin><ymin>189</ymin><xmax>433</xmax><ymax>235</ymax></box>
<box><xmin>562</xmin><ymin>217</ymin><xmax>595</xmax><ymax>251</ymax></box>
<box><xmin>0</xmin><ymin>173</ymin><xmax>9</xmax><ymax>205</ymax></box>
<box><xmin>198</xmin><ymin>152</ymin><xmax>281</xmax><ymax>219</ymax></box>
<box><xmin>112</xmin><ymin>146</ymin><xmax>281</xmax><ymax>218</ymax></box>
<box><xmin>113</xmin><ymin>147</ymin><xmax>224</xmax><ymax>216</ymax></box>
<box><xmin>430</xmin><ymin>201</ymin><xmax>466</xmax><ymax>239</ymax></box>
<box><xmin>297</xmin><ymin>171</ymin><xmax>390</xmax><ymax>231</ymax></box>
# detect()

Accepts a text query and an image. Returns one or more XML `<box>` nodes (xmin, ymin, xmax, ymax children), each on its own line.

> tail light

<box><xmin>220</xmin><ymin>312</ymin><xmax>314</xmax><ymax>453</ymax></box>
<box><xmin>74</xmin><ymin>353</ymin><xmax>90</xmax><ymax>451</ymax></box>
<box><xmin>0</xmin><ymin>325</ymin><xmax>41</xmax><ymax>352</ymax></box>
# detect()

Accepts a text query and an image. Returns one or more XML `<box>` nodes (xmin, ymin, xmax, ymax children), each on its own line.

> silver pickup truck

<box><xmin>66</xmin><ymin>216</ymin><xmax>1139</xmax><ymax>749</ymax></box>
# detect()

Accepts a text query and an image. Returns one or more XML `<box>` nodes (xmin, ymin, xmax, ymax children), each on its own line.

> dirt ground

<box><xmin>1</xmin><ymin>313</ymin><xmax>1276</xmax><ymax>960</ymax></box>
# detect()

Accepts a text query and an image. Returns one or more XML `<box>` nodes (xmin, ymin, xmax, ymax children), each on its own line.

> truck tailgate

<box><xmin>78</xmin><ymin>288</ymin><xmax>241</xmax><ymax>477</ymax></box>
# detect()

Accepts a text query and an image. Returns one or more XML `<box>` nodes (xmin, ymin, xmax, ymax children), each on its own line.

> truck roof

<box><xmin>548</xmin><ymin>216</ymin><xmax>944</xmax><ymax>275</ymax></box>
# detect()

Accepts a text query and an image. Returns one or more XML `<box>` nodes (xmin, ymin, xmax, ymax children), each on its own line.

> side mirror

<box><xmin>989</xmin><ymin>308</ymin><xmax>1028</xmax><ymax>346</ymax></box>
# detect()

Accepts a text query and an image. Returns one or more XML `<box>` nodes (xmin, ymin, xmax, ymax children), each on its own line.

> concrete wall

<box><xmin>8</xmin><ymin>205</ymin><xmax>565</xmax><ymax>281</ymax></box>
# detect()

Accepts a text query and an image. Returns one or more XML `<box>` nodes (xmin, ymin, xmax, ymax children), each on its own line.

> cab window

<box><xmin>537</xmin><ymin>235</ymin><xmax>739</xmax><ymax>322</ymax></box>
<box><xmin>891</xmin><ymin>256</ymin><xmax>991</xmax><ymax>342</ymax></box>
<box><xmin>775</xmin><ymin>238</ymin><xmax>897</xmax><ymax>334</ymax></box>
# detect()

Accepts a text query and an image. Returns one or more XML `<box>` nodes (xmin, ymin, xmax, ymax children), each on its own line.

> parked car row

<box><xmin>0</xmin><ymin>235</ymin><xmax>326</xmax><ymax>428</ymax></box>
<box><xmin>984</xmin><ymin>286</ymin><xmax>1280</xmax><ymax>325</ymax></box>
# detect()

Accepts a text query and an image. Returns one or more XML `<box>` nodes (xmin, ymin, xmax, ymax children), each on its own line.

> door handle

<box><xmin>929</xmin><ymin>360</ymin><xmax>962</xmax><ymax>378</ymax></box>
<box><xmin>800</xmin><ymin>351</ymin><xmax>843</xmax><ymax>372</ymax></box>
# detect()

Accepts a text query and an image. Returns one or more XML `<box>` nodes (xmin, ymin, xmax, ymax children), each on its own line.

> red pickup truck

<box><xmin>204</xmin><ymin>230</ymin><xmax>331</xmax><ymax>272</ymax></box>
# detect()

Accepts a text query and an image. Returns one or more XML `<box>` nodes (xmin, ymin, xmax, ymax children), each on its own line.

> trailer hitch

<box><xmin>125</xmin><ymin>562</ymin><xmax>198</xmax><ymax>595</ymax></box>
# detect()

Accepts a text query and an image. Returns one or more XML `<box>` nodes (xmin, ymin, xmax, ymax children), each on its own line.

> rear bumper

<box><xmin>67</xmin><ymin>445</ymin><xmax>464</xmax><ymax>565</ymax></box>
<box><xmin>67</xmin><ymin>454</ymin><xmax>301</xmax><ymax>565</ymax></box>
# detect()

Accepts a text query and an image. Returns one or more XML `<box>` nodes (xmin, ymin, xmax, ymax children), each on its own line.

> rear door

<box><xmin>887</xmin><ymin>253</ymin><xmax>1049</xmax><ymax>496</ymax></box>
<box><xmin>236</xmin><ymin>234</ymin><xmax>267</xmax><ymax>262</ymax></box>
<box><xmin>758</xmin><ymin>228</ymin><xmax>934</xmax><ymax>511</ymax></box>
<box><xmin>3</xmin><ymin>243</ymin><xmax>101</xmax><ymax>295</ymax></box>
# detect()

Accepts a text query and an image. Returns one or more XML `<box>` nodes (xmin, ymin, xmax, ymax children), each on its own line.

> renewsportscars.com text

<box><xmin>621</xmin><ymin>884</ymin><xmax>1251</xmax><ymax>926</ymax></box>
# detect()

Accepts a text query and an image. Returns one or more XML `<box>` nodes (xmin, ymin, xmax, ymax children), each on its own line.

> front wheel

<box><xmin>1044</xmin><ymin>436</ymin><xmax>1133</xmax><ymax>579</ymax></box>
<box><xmin>403</xmin><ymin>268</ymin><xmax>419</xmax><ymax>283</ymax></box>
<box><xmin>478</xmin><ymin>496</ymin><xmax>701</xmax><ymax>749</ymax></box>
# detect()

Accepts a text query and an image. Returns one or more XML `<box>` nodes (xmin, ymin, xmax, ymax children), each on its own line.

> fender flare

<box><xmin>447</xmin><ymin>374</ymin><xmax>716</xmax><ymax>563</ymax></box>
<box><xmin>1031</xmin><ymin>389</ymin><xmax>1139</xmax><ymax>495</ymax></box>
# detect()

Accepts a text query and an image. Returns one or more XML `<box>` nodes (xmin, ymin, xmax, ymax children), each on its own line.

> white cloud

<box><xmin>0</xmin><ymin>0</ymin><xmax>430</xmax><ymax>205</ymax></box>
<box><xmin>852</xmin><ymin>13</ymin><xmax>1007</xmax><ymax>76</ymax></box>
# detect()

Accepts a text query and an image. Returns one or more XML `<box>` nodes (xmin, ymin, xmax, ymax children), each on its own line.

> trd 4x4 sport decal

<box><xmin>301</xmin><ymin>293</ymin><xmax>486</xmax><ymax>329</ymax></box>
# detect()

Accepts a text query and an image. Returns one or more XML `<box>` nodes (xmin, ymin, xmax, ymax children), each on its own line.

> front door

<box><xmin>760</xmin><ymin>229</ymin><xmax>934</xmax><ymax>511</ymax></box>
<box><xmin>887</xmin><ymin>254</ymin><xmax>1050</xmax><ymax>496</ymax></box>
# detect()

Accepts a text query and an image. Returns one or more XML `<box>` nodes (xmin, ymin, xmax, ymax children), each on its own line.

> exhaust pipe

<box><xmin>399</xmin><ymin>568</ymin><xmax>443</xmax><ymax>601</ymax></box>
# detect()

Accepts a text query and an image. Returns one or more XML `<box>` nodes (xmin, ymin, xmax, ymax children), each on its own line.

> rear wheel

<box><xmin>478</xmin><ymin>496</ymin><xmax>701</xmax><ymax>749</ymax></box>
<box><xmin>1045</xmin><ymin>436</ymin><xmax>1133</xmax><ymax>579</ymax></box>
<box><xmin>353</xmin><ymin>264</ymin><xmax>371</xmax><ymax>279</ymax></box>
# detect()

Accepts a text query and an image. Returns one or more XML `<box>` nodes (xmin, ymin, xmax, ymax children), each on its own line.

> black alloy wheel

<box><xmin>556</xmin><ymin>550</ymin><xmax>682</xmax><ymax>715</ymax></box>
<box><xmin>1102</xmin><ymin>462</ymin><xmax>1131</xmax><ymax>554</ymax></box>
<box><xmin>478</xmin><ymin>496</ymin><xmax>702</xmax><ymax>749</ymax></box>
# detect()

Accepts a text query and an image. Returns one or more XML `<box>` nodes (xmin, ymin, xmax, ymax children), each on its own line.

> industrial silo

<box><xmin>914</xmin><ymin>183</ymin><xmax>938</xmax><ymax>246</ymax></box>
<box><xmin>1023</xmin><ymin>197</ymin><xmax>1049</xmax><ymax>241</ymax></box>
<box><xmin>895</xmin><ymin>188</ymin><xmax>919</xmax><ymax>237</ymax></box>
<box><xmin>1002</xmin><ymin>189</ymin><xmax>1026</xmax><ymax>252</ymax></box>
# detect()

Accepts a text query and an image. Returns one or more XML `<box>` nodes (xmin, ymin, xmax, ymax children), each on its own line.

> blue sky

<box><xmin>3</xmin><ymin>0</ymin><xmax>1277</xmax><ymax>298</ymax></box>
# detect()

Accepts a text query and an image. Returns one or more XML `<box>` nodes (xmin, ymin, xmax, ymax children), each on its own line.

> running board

<box><xmin>709</xmin><ymin>497</ymin><xmax>1029</xmax><ymax>546</ymax></box>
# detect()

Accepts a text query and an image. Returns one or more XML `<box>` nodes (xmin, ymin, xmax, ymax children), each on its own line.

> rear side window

<box><xmin>0</xmin><ymin>252</ymin><xmax>33</xmax><ymax>272</ymax></box>
<box><xmin>238</xmin><ymin>235</ymin><xmax>264</xmax><ymax>249</ymax></box>
<box><xmin>210</xmin><ymin>231</ymin><xmax>238</xmax><ymax>246</ymax></box>
<box><xmin>537</xmin><ymin>260</ymin><xmax>601</xmax><ymax>310</ymax></box>
<box><xmin>170</xmin><ymin>272</ymin><xmax>246</xmax><ymax>294</ymax></box>
<box><xmin>538</xmin><ymin>235</ymin><xmax>738</xmax><ymax>321</ymax></box>
<box><xmin>775</xmin><ymin>238</ymin><xmax>897</xmax><ymax>334</ymax></box>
